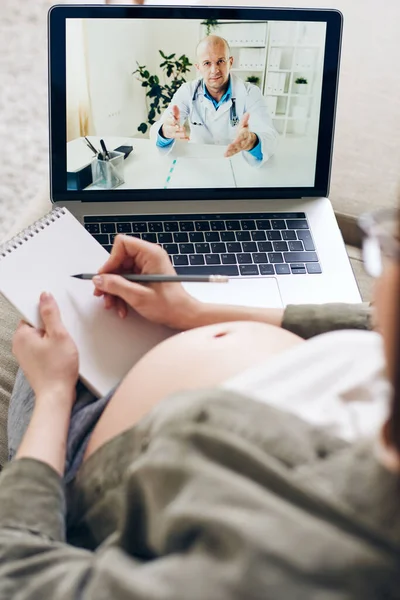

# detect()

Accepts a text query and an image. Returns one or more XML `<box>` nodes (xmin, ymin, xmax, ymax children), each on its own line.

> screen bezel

<box><xmin>48</xmin><ymin>4</ymin><xmax>343</xmax><ymax>203</ymax></box>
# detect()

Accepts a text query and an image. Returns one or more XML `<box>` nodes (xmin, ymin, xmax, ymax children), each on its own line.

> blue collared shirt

<box><xmin>157</xmin><ymin>79</ymin><xmax>263</xmax><ymax>161</ymax></box>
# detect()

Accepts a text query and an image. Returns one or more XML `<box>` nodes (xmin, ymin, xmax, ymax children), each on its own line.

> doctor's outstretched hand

<box><xmin>92</xmin><ymin>235</ymin><xmax>199</xmax><ymax>330</ymax></box>
<box><xmin>161</xmin><ymin>105</ymin><xmax>190</xmax><ymax>141</ymax></box>
<box><xmin>224</xmin><ymin>112</ymin><xmax>259</xmax><ymax>158</ymax></box>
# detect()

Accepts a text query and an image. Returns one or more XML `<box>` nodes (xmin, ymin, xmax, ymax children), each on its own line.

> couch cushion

<box><xmin>0</xmin><ymin>295</ymin><xmax>20</xmax><ymax>470</ymax></box>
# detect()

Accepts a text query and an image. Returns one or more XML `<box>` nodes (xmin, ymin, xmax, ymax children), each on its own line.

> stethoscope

<box><xmin>190</xmin><ymin>79</ymin><xmax>240</xmax><ymax>128</ymax></box>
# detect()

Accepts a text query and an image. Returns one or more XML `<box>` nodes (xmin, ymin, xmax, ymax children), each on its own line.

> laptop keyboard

<box><xmin>83</xmin><ymin>212</ymin><xmax>321</xmax><ymax>277</ymax></box>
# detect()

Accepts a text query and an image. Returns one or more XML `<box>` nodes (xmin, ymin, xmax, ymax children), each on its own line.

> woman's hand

<box><xmin>92</xmin><ymin>234</ymin><xmax>200</xmax><ymax>330</ymax></box>
<box><xmin>12</xmin><ymin>292</ymin><xmax>79</xmax><ymax>404</ymax></box>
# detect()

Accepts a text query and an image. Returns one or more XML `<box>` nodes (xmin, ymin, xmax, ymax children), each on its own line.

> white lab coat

<box><xmin>150</xmin><ymin>74</ymin><xmax>278</xmax><ymax>167</ymax></box>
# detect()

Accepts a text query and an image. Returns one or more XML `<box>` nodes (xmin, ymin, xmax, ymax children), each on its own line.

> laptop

<box><xmin>48</xmin><ymin>3</ymin><xmax>361</xmax><ymax>309</ymax></box>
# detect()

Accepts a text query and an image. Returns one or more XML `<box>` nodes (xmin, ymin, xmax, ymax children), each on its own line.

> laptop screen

<box><xmin>49</xmin><ymin>6</ymin><xmax>342</xmax><ymax>202</ymax></box>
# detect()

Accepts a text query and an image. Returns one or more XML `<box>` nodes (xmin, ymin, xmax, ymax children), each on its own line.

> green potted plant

<box><xmin>294</xmin><ymin>76</ymin><xmax>308</xmax><ymax>95</ymax></box>
<box><xmin>246</xmin><ymin>75</ymin><xmax>261</xmax><ymax>87</ymax></box>
<box><xmin>133</xmin><ymin>50</ymin><xmax>193</xmax><ymax>134</ymax></box>
<box><xmin>201</xmin><ymin>19</ymin><xmax>220</xmax><ymax>36</ymax></box>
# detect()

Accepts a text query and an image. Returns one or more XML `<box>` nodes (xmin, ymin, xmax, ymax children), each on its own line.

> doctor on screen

<box><xmin>150</xmin><ymin>35</ymin><xmax>278</xmax><ymax>166</ymax></box>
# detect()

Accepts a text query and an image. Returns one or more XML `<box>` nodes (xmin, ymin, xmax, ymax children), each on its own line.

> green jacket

<box><xmin>1</xmin><ymin>303</ymin><xmax>399</xmax><ymax>599</ymax></box>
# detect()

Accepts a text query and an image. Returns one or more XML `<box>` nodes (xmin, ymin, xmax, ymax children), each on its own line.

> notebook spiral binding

<box><xmin>0</xmin><ymin>207</ymin><xmax>67</xmax><ymax>259</ymax></box>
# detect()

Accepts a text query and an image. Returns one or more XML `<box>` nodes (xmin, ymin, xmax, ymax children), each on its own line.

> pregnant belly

<box><xmin>84</xmin><ymin>321</ymin><xmax>304</xmax><ymax>460</ymax></box>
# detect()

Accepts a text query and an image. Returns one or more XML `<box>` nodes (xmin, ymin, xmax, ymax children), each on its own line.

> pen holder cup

<box><xmin>91</xmin><ymin>151</ymin><xmax>125</xmax><ymax>189</ymax></box>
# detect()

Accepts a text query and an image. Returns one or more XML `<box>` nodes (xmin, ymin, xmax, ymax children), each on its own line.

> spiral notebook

<box><xmin>0</xmin><ymin>207</ymin><xmax>174</xmax><ymax>397</ymax></box>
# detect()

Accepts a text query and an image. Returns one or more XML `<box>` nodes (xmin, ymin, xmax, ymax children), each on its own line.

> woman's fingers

<box><xmin>98</xmin><ymin>234</ymin><xmax>175</xmax><ymax>276</ymax></box>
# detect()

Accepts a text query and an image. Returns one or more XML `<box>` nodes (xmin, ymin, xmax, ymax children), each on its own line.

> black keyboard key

<box><xmin>164</xmin><ymin>221</ymin><xmax>179</xmax><ymax>232</ymax></box>
<box><xmin>258</xmin><ymin>241</ymin><xmax>273</xmax><ymax>253</ymax></box>
<box><xmin>164</xmin><ymin>244</ymin><xmax>179</xmax><ymax>255</ymax></box>
<box><xmin>189</xmin><ymin>254</ymin><xmax>205</xmax><ymax>265</ymax></box>
<box><xmin>93</xmin><ymin>234</ymin><xmax>109</xmax><ymax>245</ymax></box>
<box><xmin>211</xmin><ymin>220</ymin><xmax>226</xmax><ymax>231</ymax></box>
<box><xmin>85</xmin><ymin>223</ymin><xmax>100</xmax><ymax>234</ymax></box>
<box><xmin>179</xmin><ymin>221</ymin><xmax>194</xmax><ymax>231</ymax></box>
<box><xmin>237</xmin><ymin>253</ymin><xmax>253</xmax><ymax>264</ymax></box>
<box><xmin>259</xmin><ymin>264</ymin><xmax>275</xmax><ymax>275</ymax></box>
<box><xmin>296</xmin><ymin>230</ymin><xmax>315</xmax><ymax>251</ymax></box>
<box><xmin>116</xmin><ymin>223</ymin><xmax>132</xmax><ymax>233</ymax></box>
<box><xmin>241</xmin><ymin>220</ymin><xmax>256</xmax><ymax>230</ymax></box>
<box><xmin>205</xmin><ymin>254</ymin><xmax>221</xmax><ymax>265</ymax></box>
<box><xmin>175</xmin><ymin>265</ymin><xmax>239</xmax><ymax>277</ymax></box>
<box><xmin>306</xmin><ymin>263</ymin><xmax>322</xmax><ymax>274</ymax></box>
<box><xmin>142</xmin><ymin>233</ymin><xmax>157</xmax><ymax>243</ymax></box>
<box><xmin>271</xmin><ymin>220</ymin><xmax>286</xmax><ymax>230</ymax></box>
<box><xmin>288</xmin><ymin>241</ymin><xmax>304</xmax><ymax>252</ymax></box>
<box><xmin>149</xmin><ymin>222</ymin><xmax>163</xmax><ymax>232</ymax></box>
<box><xmin>242</xmin><ymin>242</ymin><xmax>257</xmax><ymax>253</ymax></box>
<box><xmin>227</xmin><ymin>242</ymin><xmax>242</xmax><ymax>253</ymax></box>
<box><xmin>220</xmin><ymin>231</ymin><xmax>235</xmax><ymax>242</ymax></box>
<box><xmin>189</xmin><ymin>232</ymin><xmax>204</xmax><ymax>243</ymax></box>
<box><xmin>282</xmin><ymin>230</ymin><xmax>297</xmax><ymax>241</ymax></box>
<box><xmin>179</xmin><ymin>244</ymin><xmax>195</xmax><ymax>254</ymax></box>
<box><xmin>284</xmin><ymin>252</ymin><xmax>318</xmax><ymax>263</ymax></box>
<box><xmin>195</xmin><ymin>243</ymin><xmax>210</xmax><ymax>254</ymax></box>
<box><xmin>287</xmin><ymin>219</ymin><xmax>308</xmax><ymax>229</ymax></box>
<box><xmin>226</xmin><ymin>220</ymin><xmax>241</xmax><ymax>230</ymax></box>
<box><xmin>104</xmin><ymin>245</ymin><xmax>113</xmax><ymax>253</ymax></box>
<box><xmin>251</xmin><ymin>230</ymin><xmax>266</xmax><ymax>241</ymax></box>
<box><xmin>101</xmin><ymin>223</ymin><xmax>116</xmax><ymax>234</ymax></box>
<box><xmin>211</xmin><ymin>243</ymin><xmax>226</xmax><ymax>253</ymax></box>
<box><xmin>205</xmin><ymin>231</ymin><xmax>220</xmax><ymax>242</ymax></box>
<box><xmin>195</xmin><ymin>221</ymin><xmax>210</xmax><ymax>231</ymax></box>
<box><xmin>253</xmin><ymin>253</ymin><xmax>269</xmax><ymax>264</ymax></box>
<box><xmin>275</xmin><ymin>264</ymin><xmax>291</xmax><ymax>275</ymax></box>
<box><xmin>273</xmin><ymin>241</ymin><xmax>288</xmax><ymax>252</ymax></box>
<box><xmin>256</xmin><ymin>219</ymin><xmax>271</xmax><ymax>230</ymax></box>
<box><xmin>158</xmin><ymin>232</ymin><xmax>173</xmax><ymax>244</ymax></box>
<box><xmin>221</xmin><ymin>254</ymin><xmax>237</xmax><ymax>265</ymax></box>
<box><xmin>174</xmin><ymin>233</ymin><xmax>188</xmax><ymax>243</ymax></box>
<box><xmin>268</xmin><ymin>252</ymin><xmax>284</xmax><ymax>263</ymax></box>
<box><xmin>236</xmin><ymin>231</ymin><xmax>251</xmax><ymax>242</ymax></box>
<box><xmin>132</xmin><ymin>222</ymin><xmax>147</xmax><ymax>233</ymax></box>
<box><xmin>291</xmin><ymin>264</ymin><xmax>306</xmax><ymax>274</ymax></box>
<box><xmin>267</xmin><ymin>231</ymin><xmax>282</xmax><ymax>241</ymax></box>
<box><xmin>173</xmin><ymin>255</ymin><xmax>189</xmax><ymax>266</ymax></box>
<box><xmin>240</xmin><ymin>265</ymin><xmax>259</xmax><ymax>276</ymax></box>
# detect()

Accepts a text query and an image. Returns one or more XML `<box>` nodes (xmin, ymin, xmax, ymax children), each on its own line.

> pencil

<box><xmin>71</xmin><ymin>273</ymin><xmax>229</xmax><ymax>283</ymax></box>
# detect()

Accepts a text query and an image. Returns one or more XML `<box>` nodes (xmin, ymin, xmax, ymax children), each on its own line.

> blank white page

<box><xmin>0</xmin><ymin>208</ymin><xmax>174</xmax><ymax>397</ymax></box>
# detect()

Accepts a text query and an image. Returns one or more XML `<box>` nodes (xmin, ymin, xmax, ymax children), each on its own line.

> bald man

<box><xmin>150</xmin><ymin>35</ymin><xmax>278</xmax><ymax>166</ymax></box>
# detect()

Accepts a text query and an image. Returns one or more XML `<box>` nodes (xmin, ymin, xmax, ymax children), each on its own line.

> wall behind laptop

<box><xmin>66</xmin><ymin>19</ymin><xmax>201</xmax><ymax>141</ymax></box>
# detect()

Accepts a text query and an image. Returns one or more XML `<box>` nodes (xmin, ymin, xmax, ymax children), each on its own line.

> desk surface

<box><xmin>67</xmin><ymin>136</ymin><xmax>316</xmax><ymax>190</ymax></box>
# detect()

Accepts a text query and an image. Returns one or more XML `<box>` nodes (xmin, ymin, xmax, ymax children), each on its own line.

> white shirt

<box><xmin>222</xmin><ymin>330</ymin><xmax>391</xmax><ymax>443</ymax></box>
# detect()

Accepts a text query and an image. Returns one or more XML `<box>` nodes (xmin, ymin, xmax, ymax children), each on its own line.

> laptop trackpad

<box><xmin>182</xmin><ymin>277</ymin><xmax>283</xmax><ymax>309</ymax></box>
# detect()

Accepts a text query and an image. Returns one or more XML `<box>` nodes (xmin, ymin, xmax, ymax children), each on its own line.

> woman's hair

<box><xmin>385</xmin><ymin>210</ymin><xmax>400</xmax><ymax>454</ymax></box>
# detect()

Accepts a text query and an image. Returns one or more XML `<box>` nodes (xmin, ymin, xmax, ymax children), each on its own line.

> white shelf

<box><xmin>270</xmin><ymin>43</ymin><xmax>321</xmax><ymax>48</ymax></box>
<box><xmin>230</xmin><ymin>44</ymin><xmax>266</xmax><ymax>48</ymax></box>
<box><xmin>231</xmin><ymin>68</ymin><xmax>265</xmax><ymax>72</ymax></box>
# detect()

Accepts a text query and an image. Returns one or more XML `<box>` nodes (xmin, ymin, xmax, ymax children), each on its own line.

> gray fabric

<box><xmin>0</xmin><ymin>295</ymin><xmax>20</xmax><ymax>471</ymax></box>
<box><xmin>0</xmin><ymin>388</ymin><xmax>399</xmax><ymax>599</ymax></box>
<box><xmin>8</xmin><ymin>368</ymin><xmax>116</xmax><ymax>483</ymax></box>
<box><xmin>282</xmin><ymin>302</ymin><xmax>372</xmax><ymax>339</ymax></box>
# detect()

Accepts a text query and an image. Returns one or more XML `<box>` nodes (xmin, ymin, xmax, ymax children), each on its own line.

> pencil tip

<box><xmin>71</xmin><ymin>274</ymin><xmax>81</xmax><ymax>279</ymax></box>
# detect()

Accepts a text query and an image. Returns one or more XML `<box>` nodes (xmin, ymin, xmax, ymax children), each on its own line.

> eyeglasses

<box><xmin>358</xmin><ymin>208</ymin><xmax>400</xmax><ymax>277</ymax></box>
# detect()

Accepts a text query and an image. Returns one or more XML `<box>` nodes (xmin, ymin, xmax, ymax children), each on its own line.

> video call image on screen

<box><xmin>66</xmin><ymin>18</ymin><xmax>326</xmax><ymax>191</ymax></box>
